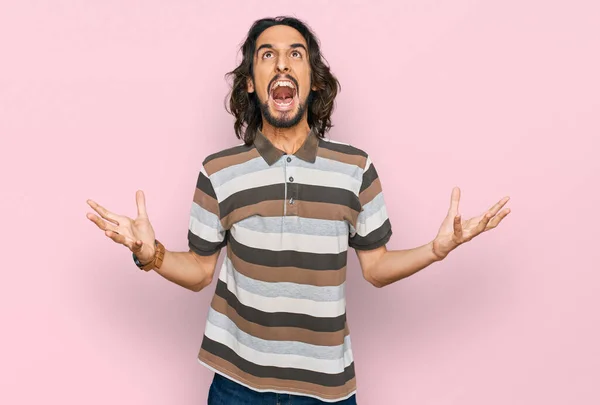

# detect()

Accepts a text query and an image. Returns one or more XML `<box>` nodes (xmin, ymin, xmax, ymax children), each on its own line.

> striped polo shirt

<box><xmin>187</xmin><ymin>128</ymin><xmax>392</xmax><ymax>402</ymax></box>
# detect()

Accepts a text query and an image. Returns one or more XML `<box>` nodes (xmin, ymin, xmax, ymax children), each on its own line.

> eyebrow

<box><xmin>255</xmin><ymin>43</ymin><xmax>308</xmax><ymax>55</ymax></box>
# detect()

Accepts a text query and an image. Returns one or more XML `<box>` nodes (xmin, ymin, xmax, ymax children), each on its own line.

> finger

<box><xmin>448</xmin><ymin>187</ymin><xmax>460</xmax><ymax>215</ymax></box>
<box><xmin>488</xmin><ymin>195</ymin><xmax>510</xmax><ymax>216</ymax></box>
<box><xmin>86</xmin><ymin>212</ymin><xmax>118</xmax><ymax>233</ymax></box>
<box><xmin>476</xmin><ymin>212</ymin><xmax>493</xmax><ymax>233</ymax></box>
<box><xmin>87</xmin><ymin>199</ymin><xmax>121</xmax><ymax>225</ymax></box>
<box><xmin>136</xmin><ymin>190</ymin><xmax>148</xmax><ymax>219</ymax></box>
<box><xmin>105</xmin><ymin>229</ymin><xmax>135</xmax><ymax>250</ymax></box>
<box><xmin>470</xmin><ymin>195</ymin><xmax>510</xmax><ymax>224</ymax></box>
<box><xmin>453</xmin><ymin>214</ymin><xmax>463</xmax><ymax>240</ymax></box>
<box><xmin>132</xmin><ymin>239</ymin><xmax>144</xmax><ymax>253</ymax></box>
<box><xmin>486</xmin><ymin>208</ymin><xmax>511</xmax><ymax>230</ymax></box>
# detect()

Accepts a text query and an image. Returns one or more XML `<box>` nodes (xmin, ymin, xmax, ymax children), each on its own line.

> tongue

<box><xmin>274</xmin><ymin>96</ymin><xmax>293</xmax><ymax>105</ymax></box>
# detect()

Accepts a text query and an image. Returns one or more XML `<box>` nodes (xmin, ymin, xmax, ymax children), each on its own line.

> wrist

<box><xmin>133</xmin><ymin>239</ymin><xmax>165</xmax><ymax>271</ymax></box>
<box><xmin>139</xmin><ymin>256</ymin><xmax>153</xmax><ymax>266</ymax></box>
<box><xmin>428</xmin><ymin>240</ymin><xmax>446</xmax><ymax>262</ymax></box>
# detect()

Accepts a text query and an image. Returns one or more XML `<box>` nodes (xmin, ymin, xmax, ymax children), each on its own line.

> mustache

<box><xmin>268</xmin><ymin>74</ymin><xmax>299</xmax><ymax>93</ymax></box>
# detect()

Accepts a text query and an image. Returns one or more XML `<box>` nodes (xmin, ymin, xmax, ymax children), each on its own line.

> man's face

<box><xmin>248</xmin><ymin>25</ymin><xmax>314</xmax><ymax>128</ymax></box>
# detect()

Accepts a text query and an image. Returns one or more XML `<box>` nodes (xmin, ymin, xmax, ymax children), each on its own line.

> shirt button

<box><xmin>286</xmin><ymin>157</ymin><xmax>292</xmax><ymax>163</ymax></box>
<box><xmin>289</xmin><ymin>176</ymin><xmax>294</xmax><ymax>182</ymax></box>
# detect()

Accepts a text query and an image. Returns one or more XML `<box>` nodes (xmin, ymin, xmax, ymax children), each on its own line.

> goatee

<box><xmin>260</xmin><ymin>93</ymin><xmax>312</xmax><ymax>128</ymax></box>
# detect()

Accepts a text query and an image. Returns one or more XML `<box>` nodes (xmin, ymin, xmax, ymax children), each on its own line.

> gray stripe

<box><xmin>210</xmin><ymin>156</ymin><xmax>270</xmax><ymax>188</ymax></box>
<box><xmin>210</xmin><ymin>155</ymin><xmax>363</xmax><ymax>190</ymax></box>
<box><xmin>298</xmin><ymin>156</ymin><xmax>362</xmax><ymax>182</ymax></box>
<box><xmin>207</xmin><ymin>308</ymin><xmax>350</xmax><ymax>360</ymax></box>
<box><xmin>357</xmin><ymin>192</ymin><xmax>386</xmax><ymax>223</ymax></box>
<box><xmin>190</xmin><ymin>201</ymin><xmax>224</xmax><ymax>231</ymax></box>
<box><xmin>225</xmin><ymin>257</ymin><xmax>345</xmax><ymax>302</ymax></box>
<box><xmin>236</xmin><ymin>215</ymin><xmax>349</xmax><ymax>237</ymax></box>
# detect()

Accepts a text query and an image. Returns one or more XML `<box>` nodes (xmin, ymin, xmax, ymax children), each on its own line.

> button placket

<box><xmin>285</xmin><ymin>157</ymin><xmax>297</xmax><ymax>216</ymax></box>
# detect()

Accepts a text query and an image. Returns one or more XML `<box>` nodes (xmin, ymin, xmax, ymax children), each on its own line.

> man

<box><xmin>86</xmin><ymin>16</ymin><xmax>510</xmax><ymax>405</ymax></box>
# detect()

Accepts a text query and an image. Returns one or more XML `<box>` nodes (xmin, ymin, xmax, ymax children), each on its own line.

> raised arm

<box><xmin>86</xmin><ymin>190</ymin><xmax>220</xmax><ymax>292</ymax></box>
<box><xmin>357</xmin><ymin>187</ymin><xmax>510</xmax><ymax>288</ymax></box>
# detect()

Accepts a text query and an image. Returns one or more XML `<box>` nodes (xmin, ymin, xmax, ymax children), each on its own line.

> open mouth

<box><xmin>269</xmin><ymin>79</ymin><xmax>298</xmax><ymax>110</ymax></box>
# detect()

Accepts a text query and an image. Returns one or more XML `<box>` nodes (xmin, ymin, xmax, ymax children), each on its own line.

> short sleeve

<box><xmin>187</xmin><ymin>165</ymin><xmax>227</xmax><ymax>256</ymax></box>
<box><xmin>349</xmin><ymin>156</ymin><xmax>393</xmax><ymax>250</ymax></box>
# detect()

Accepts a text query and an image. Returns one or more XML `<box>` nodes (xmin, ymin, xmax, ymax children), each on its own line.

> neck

<box><xmin>261</xmin><ymin>118</ymin><xmax>311</xmax><ymax>155</ymax></box>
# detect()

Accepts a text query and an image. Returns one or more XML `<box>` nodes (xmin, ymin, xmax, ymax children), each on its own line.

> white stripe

<box><xmin>230</xmin><ymin>225</ymin><xmax>348</xmax><ymax>254</ymax></box>
<box><xmin>292</xmin><ymin>167</ymin><xmax>361</xmax><ymax>194</ymax></box>
<box><xmin>322</xmin><ymin>138</ymin><xmax>351</xmax><ymax>146</ymax></box>
<box><xmin>235</xmin><ymin>215</ymin><xmax>349</xmax><ymax>237</ymax></box>
<box><xmin>356</xmin><ymin>204</ymin><xmax>388</xmax><ymax>237</ymax></box>
<box><xmin>218</xmin><ymin>268</ymin><xmax>346</xmax><ymax>317</ymax></box>
<box><xmin>204</xmin><ymin>321</ymin><xmax>353</xmax><ymax>374</ymax></box>
<box><xmin>364</xmin><ymin>156</ymin><xmax>372</xmax><ymax>172</ymax></box>
<box><xmin>189</xmin><ymin>215</ymin><xmax>223</xmax><ymax>243</ymax></box>
<box><xmin>214</xmin><ymin>167</ymin><xmax>282</xmax><ymax>201</ymax></box>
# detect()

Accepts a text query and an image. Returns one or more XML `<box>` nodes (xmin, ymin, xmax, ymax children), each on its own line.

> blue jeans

<box><xmin>207</xmin><ymin>373</ymin><xmax>358</xmax><ymax>405</ymax></box>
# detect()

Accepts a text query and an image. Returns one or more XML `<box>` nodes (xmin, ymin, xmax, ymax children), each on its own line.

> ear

<box><xmin>247</xmin><ymin>77</ymin><xmax>255</xmax><ymax>93</ymax></box>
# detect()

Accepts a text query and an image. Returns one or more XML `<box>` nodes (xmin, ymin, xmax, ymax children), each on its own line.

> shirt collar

<box><xmin>254</xmin><ymin>127</ymin><xmax>319</xmax><ymax>166</ymax></box>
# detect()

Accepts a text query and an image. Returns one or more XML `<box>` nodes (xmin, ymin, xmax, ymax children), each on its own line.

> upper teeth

<box><xmin>273</xmin><ymin>81</ymin><xmax>295</xmax><ymax>90</ymax></box>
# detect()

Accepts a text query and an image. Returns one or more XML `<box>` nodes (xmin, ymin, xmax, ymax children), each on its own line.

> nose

<box><xmin>276</xmin><ymin>54</ymin><xmax>290</xmax><ymax>73</ymax></box>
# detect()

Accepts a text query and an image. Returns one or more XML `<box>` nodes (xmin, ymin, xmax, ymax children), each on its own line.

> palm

<box><xmin>131</xmin><ymin>217</ymin><xmax>154</xmax><ymax>243</ymax></box>
<box><xmin>86</xmin><ymin>190</ymin><xmax>156</xmax><ymax>263</ymax></box>
<box><xmin>432</xmin><ymin>187</ymin><xmax>510</xmax><ymax>260</ymax></box>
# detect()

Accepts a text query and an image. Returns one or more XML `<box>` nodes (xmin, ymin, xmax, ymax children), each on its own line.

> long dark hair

<box><xmin>225</xmin><ymin>16</ymin><xmax>341</xmax><ymax>145</ymax></box>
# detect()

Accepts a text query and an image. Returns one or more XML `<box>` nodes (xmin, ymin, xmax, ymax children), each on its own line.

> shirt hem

<box><xmin>197</xmin><ymin>357</ymin><xmax>357</xmax><ymax>403</ymax></box>
<box><xmin>350</xmin><ymin>228</ymin><xmax>393</xmax><ymax>251</ymax></box>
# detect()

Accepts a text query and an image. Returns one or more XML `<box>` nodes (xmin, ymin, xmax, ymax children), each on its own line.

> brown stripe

<box><xmin>299</xmin><ymin>200</ymin><xmax>360</xmax><ymax>226</ymax></box>
<box><xmin>221</xmin><ymin>200</ymin><xmax>284</xmax><ymax>230</ymax></box>
<box><xmin>204</xmin><ymin>148</ymin><xmax>261</xmax><ymax>175</ymax></box>
<box><xmin>193</xmin><ymin>188</ymin><xmax>219</xmax><ymax>216</ymax></box>
<box><xmin>359</xmin><ymin>177</ymin><xmax>382</xmax><ymax>207</ymax></box>
<box><xmin>318</xmin><ymin>139</ymin><xmax>368</xmax><ymax>158</ymax></box>
<box><xmin>228</xmin><ymin>249</ymin><xmax>346</xmax><ymax>287</ymax></box>
<box><xmin>198</xmin><ymin>350</ymin><xmax>357</xmax><ymax>400</ymax></box>
<box><xmin>317</xmin><ymin>148</ymin><xmax>367</xmax><ymax>168</ymax></box>
<box><xmin>211</xmin><ymin>295</ymin><xmax>349</xmax><ymax>346</ymax></box>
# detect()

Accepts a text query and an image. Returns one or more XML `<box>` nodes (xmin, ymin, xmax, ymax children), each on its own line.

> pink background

<box><xmin>2</xmin><ymin>0</ymin><xmax>599</xmax><ymax>404</ymax></box>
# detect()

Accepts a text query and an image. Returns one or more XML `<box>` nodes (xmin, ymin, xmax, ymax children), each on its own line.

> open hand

<box><xmin>432</xmin><ymin>187</ymin><xmax>510</xmax><ymax>260</ymax></box>
<box><xmin>86</xmin><ymin>190</ymin><xmax>156</xmax><ymax>264</ymax></box>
